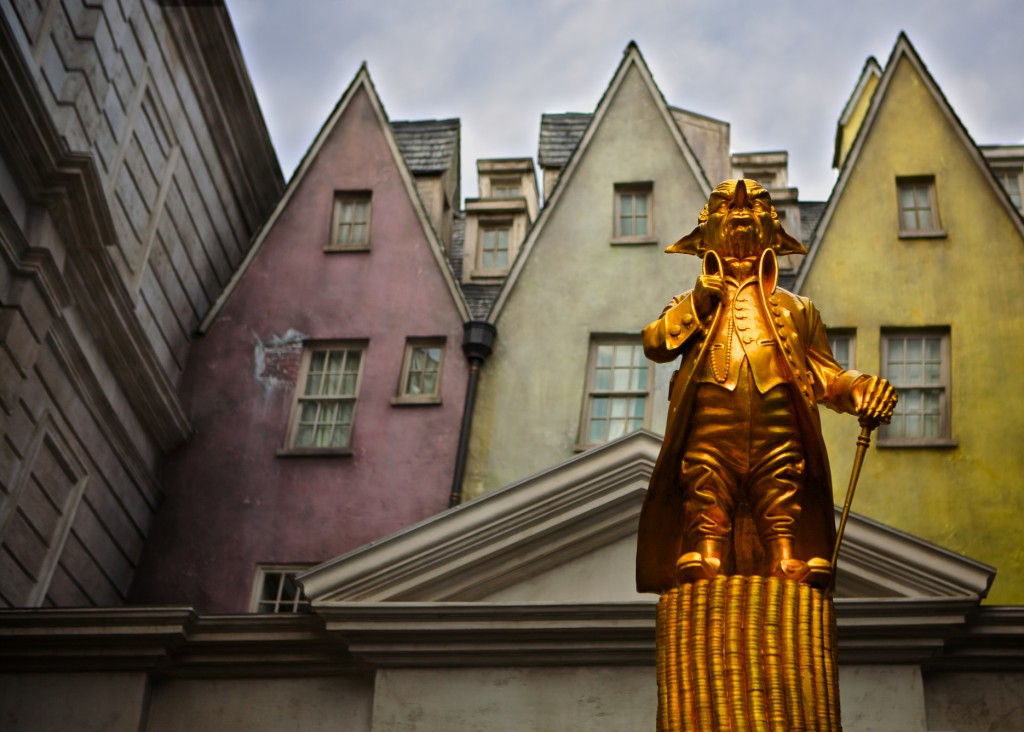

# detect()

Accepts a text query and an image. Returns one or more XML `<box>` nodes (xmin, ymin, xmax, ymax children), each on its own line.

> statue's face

<box><xmin>703</xmin><ymin>179</ymin><xmax>776</xmax><ymax>258</ymax></box>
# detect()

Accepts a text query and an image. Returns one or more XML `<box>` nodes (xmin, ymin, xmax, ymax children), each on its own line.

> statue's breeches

<box><xmin>682</xmin><ymin>366</ymin><xmax>805</xmax><ymax>546</ymax></box>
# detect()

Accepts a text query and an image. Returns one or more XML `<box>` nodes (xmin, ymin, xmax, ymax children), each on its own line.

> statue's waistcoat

<box><xmin>697</xmin><ymin>278</ymin><xmax>788</xmax><ymax>394</ymax></box>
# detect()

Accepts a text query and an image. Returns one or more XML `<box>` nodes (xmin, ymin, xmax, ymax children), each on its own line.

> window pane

<box><xmin>906</xmin><ymin>338</ymin><xmax>922</xmax><ymax>362</ymax></box>
<box><xmin>591</xmin><ymin>398</ymin><xmax>608</xmax><ymax>418</ymax></box>
<box><xmin>620</xmin><ymin>194</ymin><xmax>633</xmax><ymax>216</ymax></box>
<box><xmin>916</xmin><ymin>208</ymin><xmax>934</xmax><ymax>230</ymax></box>
<box><xmin>633</xmin><ymin>362</ymin><xmax>648</xmax><ymax>390</ymax></box>
<box><xmin>612</xmin><ymin>368</ymin><xmax>629</xmax><ymax>391</ymax></box>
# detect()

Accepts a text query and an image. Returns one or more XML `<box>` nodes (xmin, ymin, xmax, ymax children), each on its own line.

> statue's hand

<box><xmin>854</xmin><ymin>376</ymin><xmax>897</xmax><ymax>424</ymax></box>
<box><xmin>693</xmin><ymin>275</ymin><xmax>726</xmax><ymax>318</ymax></box>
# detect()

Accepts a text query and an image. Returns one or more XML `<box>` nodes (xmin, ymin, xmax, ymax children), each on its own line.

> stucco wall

<box><xmin>130</xmin><ymin>86</ymin><xmax>469</xmax><ymax>612</ymax></box>
<box><xmin>802</xmin><ymin>55</ymin><xmax>1024</xmax><ymax>603</ymax></box>
<box><xmin>464</xmin><ymin>63</ymin><xmax>707</xmax><ymax>498</ymax></box>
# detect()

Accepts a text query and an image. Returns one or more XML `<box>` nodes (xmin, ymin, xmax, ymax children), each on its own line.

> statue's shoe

<box><xmin>676</xmin><ymin>552</ymin><xmax>721</xmax><ymax>584</ymax></box>
<box><xmin>769</xmin><ymin>557</ymin><xmax>832</xmax><ymax>589</ymax></box>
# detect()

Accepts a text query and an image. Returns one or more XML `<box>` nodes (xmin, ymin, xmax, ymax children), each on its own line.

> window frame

<box><xmin>577</xmin><ymin>336</ymin><xmax>653</xmax><ymax>450</ymax></box>
<box><xmin>896</xmin><ymin>176</ymin><xmax>945</xmax><ymax>238</ymax></box>
<box><xmin>393</xmin><ymin>338</ymin><xmax>446</xmax><ymax>406</ymax></box>
<box><xmin>327</xmin><ymin>191</ymin><xmax>373</xmax><ymax>251</ymax></box>
<box><xmin>476</xmin><ymin>218</ymin><xmax>513</xmax><ymax>274</ymax></box>
<box><xmin>612</xmin><ymin>182</ymin><xmax>656</xmax><ymax>245</ymax></box>
<box><xmin>249</xmin><ymin>565</ymin><xmax>313</xmax><ymax>614</ymax></box>
<box><xmin>826</xmin><ymin>328</ymin><xmax>856</xmax><ymax>371</ymax></box>
<box><xmin>878</xmin><ymin>328</ymin><xmax>955</xmax><ymax>448</ymax></box>
<box><xmin>281</xmin><ymin>341</ymin><xmax>366</xmax><ymax>455</ymax></box>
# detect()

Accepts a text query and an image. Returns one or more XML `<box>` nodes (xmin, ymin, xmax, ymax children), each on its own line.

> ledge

<box><xmin>610</xmin><ymin>236</ymin><xmax>659</xmax><ymax>246</ymax></box>
<box><xmin>897</xmin><ymin>230</ymin><xmax>947</xmax><ymax>240</ymax></box>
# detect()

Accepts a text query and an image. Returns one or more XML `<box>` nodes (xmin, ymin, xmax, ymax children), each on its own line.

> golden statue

<box><xmin>637</xmin><ymin>180</ymin><xmax>896</xmax><ymax>731</ymax></box>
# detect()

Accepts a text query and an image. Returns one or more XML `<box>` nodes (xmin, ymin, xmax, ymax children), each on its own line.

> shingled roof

<box><xmin>538</xmin><ymin>113</ymin><xmax>592</xmax><ymax>168</ymax></box>
<box><xmin>392</xmin><ymin>119</ymin><xmax>460</xmax><ymax>173</ymax></box>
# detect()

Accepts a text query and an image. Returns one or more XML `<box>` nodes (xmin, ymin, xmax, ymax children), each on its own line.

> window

<box><xmin>880</xmin><ymin>330</ymin><xmax>951</xmax><ymax>444</ymax></box>
<box><xmin>395</xmin><ymin>340</ymin><xmax>445</xmax><ymax>404</ymax></box>
<box><xmin>580</xmin><ymin>339</ymin><xmax>652</xmax><ymax>446</ymax></box>
<box><xmin>251</xmin><ymin>566</ymin><xmax>312</xmax><ymax>614</ymax></box>
<box><xmin>285</xmin><ymin>344</ymin><xmax>364</xmax><ymax>452</ymax></box>
<box><xmin>827</xmin><ymin>330</ymin><xmax>856</xmax><ymax>371</ymax></box>
<box><xmin>329</xmin><ymin>192</ymin><xmax>371</xmax><ymax>249</ymax></box>
<box><xmin>996</xmin><ymin>169</ymin><xmax>1023</xmax><ymax>211</ymax></box>
<box><xmin>478</xmin><ymin>223</ymin><xmax>511</xmax><ymax>270</ymax></box>
<box><xmin>896</xmin><ymin>177</ymin><xmax>943</xmax><ymax>236</ymax></box>
<box><xmin>614</xmin><ymin>184</ymin><xmax>653</xmax><ymax>240</ymax></box>
<box><xmin>491</xmin><ymin>179</ymin><xmax>521</xmax><ymax>198</ymax></box>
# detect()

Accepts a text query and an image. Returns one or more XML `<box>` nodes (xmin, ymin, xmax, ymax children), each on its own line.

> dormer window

<box><xmin>479</xmin><ymin>221</ymin><xmax>511</xmax><ymax>270</ymax></box>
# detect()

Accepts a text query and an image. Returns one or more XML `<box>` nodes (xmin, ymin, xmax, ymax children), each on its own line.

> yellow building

<box><xmin>796</xmin><ymin>33</ymin><xmax>1024</xmax><ymax>603</ymax></box>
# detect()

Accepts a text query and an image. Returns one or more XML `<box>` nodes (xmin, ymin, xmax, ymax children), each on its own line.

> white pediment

<box><xmin>300</xmin><ymin>431</ymin><xmax>993</xmax><ymax>605</ymax></box>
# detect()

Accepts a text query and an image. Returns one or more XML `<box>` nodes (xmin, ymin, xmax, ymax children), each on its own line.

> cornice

<box><xmin>3</xmin><ymin>599</ymin><xmax>1024</xmax><ymax>673</ymax></box>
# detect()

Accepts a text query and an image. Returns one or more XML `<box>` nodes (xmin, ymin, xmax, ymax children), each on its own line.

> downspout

<box><xmin>448</xmin><ymin>321</ymin><xmax>496</xmax><ymax>508</ymax></box>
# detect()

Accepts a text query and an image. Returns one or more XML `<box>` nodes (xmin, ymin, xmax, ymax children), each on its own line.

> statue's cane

<box><xmin>830</xmin><ymin>416</ymin><xmax>879</xmax><ymax>592</ymax></box>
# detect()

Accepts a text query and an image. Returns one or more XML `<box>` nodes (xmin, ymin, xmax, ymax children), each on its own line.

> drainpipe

<box><xmin>449</xmin><ymin>321</ymin><xmax>496</xmax><ymax>508</ymax></box>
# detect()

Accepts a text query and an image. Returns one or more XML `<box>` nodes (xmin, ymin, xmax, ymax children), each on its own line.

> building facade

<box><xmin>129</xmin><ymin>68</ymin><xmax>474</xmax><ymax>613</ymax></box>
<box><xmin>0</xmin><ymin>0</ymin><xmax>281</xmax><ymax>609</ymax></box>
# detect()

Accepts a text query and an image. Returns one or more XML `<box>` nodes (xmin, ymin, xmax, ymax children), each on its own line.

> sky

<box><xmin>224</xmin><ymin>1</ymin><xmax>1024</xmax><ymax>203</ymax></box>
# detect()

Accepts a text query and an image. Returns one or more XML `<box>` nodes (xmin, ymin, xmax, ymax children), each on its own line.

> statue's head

<box><xmin>667</xmin><ymin>179</ymin><xmax>807</xmax><ymax>258</ymax></box>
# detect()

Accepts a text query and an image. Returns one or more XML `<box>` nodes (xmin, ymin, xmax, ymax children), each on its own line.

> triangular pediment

<box><xmin>301</xmin><ymin>431</ymin><xmax>993</xmax><ymax>605</ymax></box>
<box><xmin>200</xmin><ymin>64</ymin><xmax>469</xmax><ymax>331</ymax></box>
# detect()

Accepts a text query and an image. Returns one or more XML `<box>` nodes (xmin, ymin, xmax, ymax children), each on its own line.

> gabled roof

<box><xmin>299</xmin><ymin>429</ymin><xmax>993</xmax><ymax>605</ymax></box>
<box><xmin>795</xmin><ymin>33</ymin><xmax>1024</xmax><ymax>292</ymax></box>
<box><xmin>200</xmin><ymin>65</ymin><xmax>470</xmax><ymax>331</ymax></box>
<box><xmin>392</xmin><ymin>118</ymin><xmax>460</xmax><ymax>174</ymax></box>
<box><xmin>487</xmin><ymin>42</ymin><xmax>713</xmax><ymax>324</ymax></box>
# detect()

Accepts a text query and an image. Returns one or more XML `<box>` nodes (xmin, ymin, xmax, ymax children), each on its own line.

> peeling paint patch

<box><xmin>253</xmin><ymin>328</ymin><xmax>308</xmax><ymax>391</ymax></box>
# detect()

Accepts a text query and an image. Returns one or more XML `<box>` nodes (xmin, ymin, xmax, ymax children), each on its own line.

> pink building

<box><xmin>130</xmin><ymin>68</ymin><xmax>480</xmax><ymax>612</ymax></box>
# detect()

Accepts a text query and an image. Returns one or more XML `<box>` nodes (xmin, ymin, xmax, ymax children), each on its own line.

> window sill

<box><xmin>391</xmin><ymin>395</ymin><xmax>442</xmax><ymax>406</ymax></box>
<box><xmin>467</xmin><ymin>271</ymin><xmax>509</xmax><ymax>282</ymax></box>
<box><xmin>610</xmin><ymin>236</ymin><xmax>659</xmax><ymax>247</ymax></box>
<box><xmin>876</xmin><ymin>438</ymin><xmax>958</xmax><ymax>449</ymax></box>
<box><xmin>897</xmin><ymin>230</ymin><xmax>947</xmax><ymax>240</ymax></box>
<box><xmin>276</xmin><ymin>447</ymin><xmax>354</xmax><ymax>457</ymax></box>
<box><xmin>323</xmin><ymin>245</ymin><xmax>371</xmax><ymax>253</ymax></box>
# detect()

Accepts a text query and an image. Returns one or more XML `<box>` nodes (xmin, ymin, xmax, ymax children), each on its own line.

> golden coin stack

<box><xmin>654</xmin><ymin>576</ymin><xmax>840</xmax><ymax>731</ymax></box>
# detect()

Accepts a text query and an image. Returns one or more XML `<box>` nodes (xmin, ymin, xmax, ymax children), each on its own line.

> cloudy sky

<box><xmin>225</xmin><ymin>0</ymin><xmax>1024</xmax><ymax>203</ymax></box>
